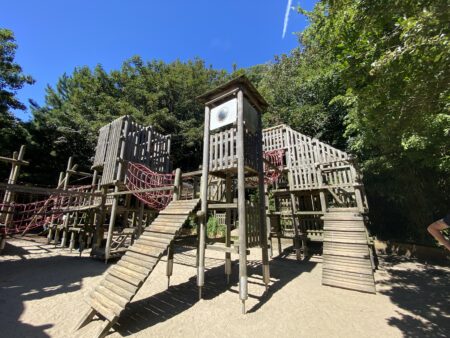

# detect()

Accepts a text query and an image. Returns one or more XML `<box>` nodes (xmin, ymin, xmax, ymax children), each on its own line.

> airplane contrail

<box><xmin>282</xmin><ymin>0</ymin><xmax>293</xmax><ymax>39</ymax></box>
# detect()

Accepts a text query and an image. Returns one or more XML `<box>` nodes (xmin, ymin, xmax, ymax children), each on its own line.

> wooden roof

<box><xmin>197</xmin><ymin>75</ymin><xmax>268</xmax><ymax>109</ymax></box>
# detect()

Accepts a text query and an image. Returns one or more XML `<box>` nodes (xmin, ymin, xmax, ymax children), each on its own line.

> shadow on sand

<box><xmin>0</xmin><ymin>237</ymin><xmax>109</xmax><ymax>338</ymax></box>
<box><xmin>378</xmin><ymin>256</ymin><xmax>450</xmax><ymax>337</ymax></box>
<box><xmin>115</xmin><ymin>246</ymin><xmax>317</xmax><ymax>337</ymax></box>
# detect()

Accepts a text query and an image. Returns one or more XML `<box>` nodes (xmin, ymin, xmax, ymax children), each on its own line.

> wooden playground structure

<box><xmin>0</xmin><ymin>76</ymin><xmax>376</xmax><ymax>337</ymax></box>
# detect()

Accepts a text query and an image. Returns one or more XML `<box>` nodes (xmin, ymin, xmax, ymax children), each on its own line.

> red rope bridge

<box><xmin>0</xmin><ymin>185</ymin><xmax>93</xmax><ymax>236</ymax></box>
<box><xmin>125</xmin><ymin>162</ymin><xmax>175</xmax><ymax>211</ymax></box>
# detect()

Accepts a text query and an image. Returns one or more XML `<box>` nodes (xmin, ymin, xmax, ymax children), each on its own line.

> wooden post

<box><xmin>288</xmin><ymin>185</ymin><xmax>301</xmax><ymax>260</ymax></box>
<box><xmin>93</xmin><ymin>186</ymin><xmax>107</xmax><ymax>249</ymax></box>
<box><xmin>173</xmin><ymin>168</ymin><xmax>182</xmax><ymax>201</ymax></box>
<box><xmin>236</xmin><ymin>89</ymin><xmax>248</xmax><ymax>314</ymax></box>
<box><xmin>136</xmin><ymin>202</ymin><xmax>144</xmax><ymax>238</ymax></box>
<box><xmin>1</xmin><ymin>146</ymin><xmax>26</xmax><ymax>240</ymax></box>
<box><xmin>166</xmin><ymin>242</ymin><xmax>174</xmax><ymax>288</ymax></box>
<box><xmin>198</xmin><ymin>105</ymin><xmax>210</xmax><ymax>300</ymax></box>
<box><xmin>105</xmin><ymin>118</ymin><xmax>129</xmax><ymax>263</ymax></box>
<box><xmin>166</xmin><ymin>168</ymin><xmax>181</xmax><ymax>287</ymax></box>
<box><xmin>60</xmin><ymin>157</ymin><xmax>73</xmax><ymax>248</ymax></box>
<box><xmin>52</xmin><ymin>171</ymin><xmax>65</xmax><ymax>245</ymax></box>
<box><xmin>256</xmin><ymin>117</ymin><xmax>270</xmax><ymax>288</ymax></box>
<box><xmin>225</xmin><ymin>174</ymin><xmax>232</xmax><ymax>284</ymax></box>
<box><xmin>69</xmin><ymin>230</ymin><xmax>76</xmax><ymax>252</ymax></box>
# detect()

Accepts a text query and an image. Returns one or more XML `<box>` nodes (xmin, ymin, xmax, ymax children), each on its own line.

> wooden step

<box><xmin>155</xmin><ymin>214</ymin><xmax>189</xmax><ymax>221</ymax></box>
<box><xmin>160</xmin><ymin>209</ymin><xmax>191</xmax><ymax>215</ymax></box>
<box><xmin>117</xmin><ymin>260</ymin><xmax>151</xmax><ymax>276</ymax></box>
<box><xmin>149</xmin><ymin>225</ymin><xmax>180</xmax><ymax>234</ymax></box>
<box><xmin>142</xmin><ymin>230</ymin><xmax>174</xmax><ymax>239</ymax></box>
<box><xmin>322</xmin><ymin>277</ymin><xmax>376</xmax><ymax>294</ymax></box>
<box><xmin>323</xmin><ymin>238</ymin><xmax>368</xmax><ymax>245</ymax></box>
<box><xmin>150</xmin><ymin>220</ymin><xmax>184</xmax><ymax>227</ymax></box>
<box><xmin>133</xmin><ymin>241</ymin><xmax>165</xmax><ymax>257</ymax></box>
<box><xmin>127</xmin><ymin>245</ymin><xmax>163</xmax><ymax>258</ymax></box>
<box><xmin>125</xmin><ymin>250</ymin><xmax>159</xmax><ymax>263</ymax></box>
<box><xmin>140</xmin><ymin>234</ymin><xmax>172</xmax><ymax>244</ymax></box>
<box><xmin>86</xmin><ymin>297</ymin><xmax>116</xmax><ymax>322</ymax></box>
<box><xmin>323</xmin><ymin>242</ymin><xmax>369</xmax><ymax>255</ymax></box>
<box><xmin>104</xmin><ymin>274</ymin><xmax>138</xmax><ymax>294</ymax></box>
<box><xmin>122</xmin><ymin>254</ymin><xmax>157</xmax><ymax>269</ymax></box>
<box><xmin>323</xmin><ymin>225</ymin><xmax>366</xmax><ymax>232</ymax></box>
<box><xmin>101</xmin><ymin>279</ymin><xmax>135</xmax><ymax>300</ymax></box>
<box><xmin>96</xmin><ymin>285</ymin><xmax>129</xmax><ymax>308</ymax></box>
<box><xmin>109</xmin><ymin>266</ymin><xmax>143</xmax><ymax>286</ymax></box>
<box><xmin>136</xmin><ymin>237</ymin><xmax>170</xmax><ymax>250</ymax></box>
<box><xmin>322</xmin><ymin>268</ymin><xmax>375</xmax><ymax>285</ymax></box>
<box><xmin>322</xmin><ymin>270</ymin><xmax>376</xmax><ymax>294</ymax></box>
<box><xmin>90</xmin><ymin>291</ymin><xmax>124</xmax><ymax>316</ymax></box>
<box><xmin>323</xmin><ymin>262</ymin><xmax>373</xmax><ymax>275</ymax></box>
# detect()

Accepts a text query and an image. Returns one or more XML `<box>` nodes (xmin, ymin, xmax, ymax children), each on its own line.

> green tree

<box><xmin>0</xmin><ymin>28</ymin><xmax>34</xmax><ymax>158</ymax></box>
<box><xmin>29</xmin><ymin>57</ymin><xmax>228</xmax><ymax>184</ymax></box>
<box><xmin>298</xmin><ymin>0</ymin><xmax>450</xmax><ymax>242</ymax></box>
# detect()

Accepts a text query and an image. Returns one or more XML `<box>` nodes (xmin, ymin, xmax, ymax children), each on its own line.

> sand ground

<box><xmin>1</xmin><ymin>235</ymin><xmax>449</xmax><ymax>338</ymax></box>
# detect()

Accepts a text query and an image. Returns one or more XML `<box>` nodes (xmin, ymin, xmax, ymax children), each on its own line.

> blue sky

<box><xmin>2</xmin><ymin>0</ymin><xmax>316</xmax><ymax>120</ymax></box>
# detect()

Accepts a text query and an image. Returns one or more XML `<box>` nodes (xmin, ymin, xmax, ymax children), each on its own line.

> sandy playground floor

<box><xmin>0</xmin><ymin>235</ymin><xmax>449</xmax><ymax>338</ymax></box>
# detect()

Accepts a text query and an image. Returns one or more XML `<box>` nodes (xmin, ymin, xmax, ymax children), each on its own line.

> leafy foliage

<box><xmin>28</xmin><ymin>57</ymin><xmax>228</xmax><ymax>183</ymax></box>
<box><xmin>0</xmin><ymin>28</ymin><xmax>33</xmax><ymax>179</ymax></box>
<box><xmin>297</xmin><ymin>0</ymin><xmax>450</xmax><ymax>242</ymax></box>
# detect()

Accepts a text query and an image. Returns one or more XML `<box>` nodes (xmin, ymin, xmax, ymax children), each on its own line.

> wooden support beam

<box><xmin>107</xmin><ymin>186</ymin><xmax>174</xmax><ymax>196</ymax></box>
<box><xmin>0</xmin><ymin>156</ymin><xmax>29</xmax><ymax>165</ymax></box>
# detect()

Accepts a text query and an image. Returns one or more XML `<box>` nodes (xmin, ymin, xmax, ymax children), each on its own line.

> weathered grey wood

<box><xmin>321</xmin><ymin>211</ymin><xmax>375</xmax><ymax>293</ymax></box>
<box><xmin>77</xmin><ymin>199</ymin><xmax>199</xmax><ymax>333</ymax></box>
<box><xmin>236</xmin><ymin>89</ymin><xmax>248</xmax><ymax>314</ymax></box>
<box><xmin>198</xmin><ymin>104</ymin><xmax>210</xmax><ymax>299</ymax></box>
<box><xmin>96</xmin><ymin>285</ymin><xmax>129</xmax><ymax>308</ymax></box>
<box><xmin>117</xmin><ymin>260</ymin><xmax>150</xmax><ymax>276</ymax></box>
<box><xmin>256</xmin><ymin>113</ymin><xmax>270</xmax><ymax>287</ymax></box>
<box><xmin>104</xmin><ymin>274</ymin><xmax>138</xmax><ymax>294</ymax></box>
<box><xmin>74</xmin><ymin>308</ymin><xmax>96</xmax><ymax>331</ymax></box>
<box><xmin>225</xmin><ymin>174</ymin><xmax>232</xmax><ymax>283</ymax></box>
<box><xmin>86</xmin><ymin>297</ymin><xmax>117</xmax><ymax>322</ymax></box>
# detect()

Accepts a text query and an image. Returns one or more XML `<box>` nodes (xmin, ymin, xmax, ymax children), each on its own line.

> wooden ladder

<box><xmin>321</xmin><ymin>208</ymin><xmax>376</xmax><ymax>293</ymax></box>
<box><xmin>75</xmin><ymin>198</ymin><xmax>200</xmax><ymax>338</ymax></box>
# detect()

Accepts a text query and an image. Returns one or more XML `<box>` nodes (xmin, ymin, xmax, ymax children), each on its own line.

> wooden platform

<box><xmin>76</xmin><ymin>198</ymin><xmax>200</xmax><ymax>338</ymax></box>
<box><xmin>321</xmin><ymin>209</ymin><xmax>376</xmax><ymax>294</ymax></box>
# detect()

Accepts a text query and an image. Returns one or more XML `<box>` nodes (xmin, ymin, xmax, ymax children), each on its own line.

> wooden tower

<box><xmin>197</xmin><ymin>76</ymin><xmax>270</xmax><ymax>313</ymax></box>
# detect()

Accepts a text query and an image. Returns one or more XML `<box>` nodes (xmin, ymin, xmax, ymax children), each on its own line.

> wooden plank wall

<box><xmin>262</xmin><ymin>125</ymin><xmax>355</xmax><ymax>192</ymax></box>
<box><xmin>93</xmin><ymin>116</ymin><xmax>171</xmax><ymax>187</ymax></box>
<box><xmin>100</xmin><ymin>117</ymin><xmax>124</xmax><ymax>186</ymax></box>
<box><xmin>209</xmin><ymin>127</ymin><xmax>260</xmax><ymax>173</ymax></box>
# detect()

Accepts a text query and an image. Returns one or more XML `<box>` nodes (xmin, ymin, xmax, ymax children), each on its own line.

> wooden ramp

<box><xmin>321</xmin><ymin>209</ymin><xmax>376</xmax><ymax>293</ymax></box>
<box><xmin>76</xmin><ymin>198</ymin><xmax>200</xmax><ymax>338</ymax></box>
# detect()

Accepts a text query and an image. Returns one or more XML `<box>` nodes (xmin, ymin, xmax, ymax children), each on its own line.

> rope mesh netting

<box><xmin>263</xmin><ymin>149</ymin><xmax>285</xmax><ymax>184</ymax></box>
<box><xmin>0</xmin><ymin>185</ymin><xmax>93</xmax><ymax>235</ymax></box>
<box><xmin>125</xmin><ymin>162</ymin><xmax>175</xmax><ymax>211</ymax></box>
<box><xmin>245</xmin><ymin>149</ymin><xmax>285</xmax><ymax>187</ymax></box>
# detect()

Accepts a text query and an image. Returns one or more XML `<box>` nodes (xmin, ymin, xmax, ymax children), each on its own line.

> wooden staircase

<box><xmin>321</xmin><ymin>208</ymin><xmax>376</xmax><ymax>293</ymax></box>
<box><xmin>76</xmin><ymin>198</ymin><xmax>200</xmax><ymax>338</ymax></box>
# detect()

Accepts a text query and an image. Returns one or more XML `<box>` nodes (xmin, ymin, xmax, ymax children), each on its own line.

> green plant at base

<box><xmin>207</xmin><ymin>216</ymin><xmax>226</xmax><ymax>238</ymax></box>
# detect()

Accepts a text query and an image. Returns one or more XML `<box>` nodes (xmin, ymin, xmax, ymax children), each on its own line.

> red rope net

<box><xmin>125</xmin><ymin>162</ymin><xmax>174</xmax><ymax>211</ymax></box>
<box><xmin>0</xmin><ymin>185</ymin><xmax>93</xmax><ymax>235</ymax></box>
<box><xmin>244</xmin><ymin>149</ymin><xmax>285</xmax><ymax>187</ymax></box>
<box><xmin>264</xmin><ymin>149</ymin><xmax>285</xmax><ymax>184</ymax></box>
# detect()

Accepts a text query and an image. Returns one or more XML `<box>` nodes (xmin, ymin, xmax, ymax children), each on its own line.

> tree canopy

<box><xmin>0</xmin><ymin>28</ymin><xmax>33</xmax><ymax>159</ymax></box>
